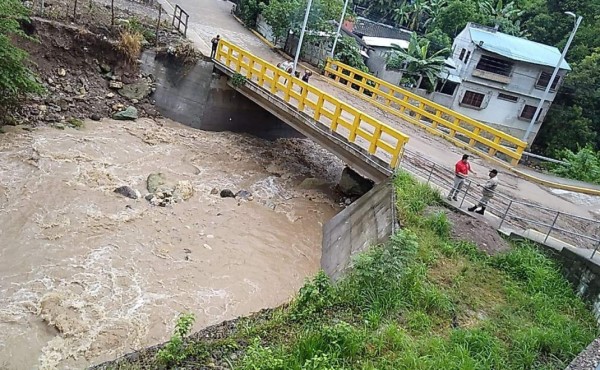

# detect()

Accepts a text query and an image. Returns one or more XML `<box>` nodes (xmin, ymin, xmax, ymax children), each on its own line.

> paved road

<box><xmin>156</xmin><ymin>0</ymin><xmax>600</xmax><ymax>222</ymax></box>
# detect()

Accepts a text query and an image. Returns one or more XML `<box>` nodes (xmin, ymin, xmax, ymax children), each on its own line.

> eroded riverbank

<box><xmin>0</xmin><ymin>118</ymin><xmax>342</xmax><ymax>369</ymax></box>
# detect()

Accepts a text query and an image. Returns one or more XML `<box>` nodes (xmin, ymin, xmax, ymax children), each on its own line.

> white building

<box><xmin>429</xmin><ymin>23</ymin><xmax>570</xmax><ymax>143</ymax></box>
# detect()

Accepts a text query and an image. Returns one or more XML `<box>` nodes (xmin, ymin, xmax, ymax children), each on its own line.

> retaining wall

<box><xmin>321</xmin><ymin>178</ymin><xmax>395</xmax><ymax>281</ymax></box>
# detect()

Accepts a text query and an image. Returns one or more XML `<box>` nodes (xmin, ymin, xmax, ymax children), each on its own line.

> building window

<box><xmin>520</xmin><ymin>105</ymin><xmax>543</xmax><ymax>121</ymax></box>
<box><xmin>475</xmin><ymin>55</ymin><xmax>513</xmax><ymax>76</ymax></box>
<box><xmin>536</xmin><ymin>71</ymin><xmax>560</xmax><ymax>90</ymax></box>
<box><xmin>464</xmin><ymin>51</ymin><xmax>471</xmax><ymax>64</ymax></box>
<box><xmin>498</xmin><ymin>93</ymin><xmax>518</xmax><ymax>102</ymax></box>
<box><xmin>461</xmin><ymin>91</ymin><xmax>486</xmax><ymax>108</ymax></box>
<box><xmin>459</xmin><ymin>48</ymin><xmax>466</xmax><ymax>61</ymax></box>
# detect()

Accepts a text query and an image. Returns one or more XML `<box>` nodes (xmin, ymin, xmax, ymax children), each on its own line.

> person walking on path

<box><xmin>468</xmin><ymin>169</ymin><xmax>499</xmax><ymax>215</ymax></box>
<box><xmin>210</xmin><ymin>35</ymin><xmax>221</xmax><ymax>58</ymax></box>
<box><xmin>447</xmin><ymin>154</ymin><xmax>476</xmax><ymax>201</ymax></box>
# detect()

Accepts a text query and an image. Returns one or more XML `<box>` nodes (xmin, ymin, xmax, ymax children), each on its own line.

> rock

<box><xmin>299</xmin><ymin>178</ymin><xmax>329</xmax><ymax>190</ymax></box>
<box><xmin>220</xmin><ymin>189</ymin><xmax>235</xmax><ymax>198</ymax></box>
<box><xmin>57</xmin><ymin>68</ymin><xmax>66</xmax><ymax>77</ymax></box>
<box><xmin>210</xmin><ymin>188</ymin><xmax>219</xmax><ymax>195</ymax></box>
<box><xmin>147</xmin><ymin>173</ymin><xmax>167</xmax><ymax>193</ymax></box>
<box><xmin>47</xmin><ymin>77</ymin><xmax>55</xmax><ymax>85</ymax></box>
<box><xmin>90</xmin><ymin>114</ymin><xmax>101</xmax><ymax>121</ymax></box>
<box><xmin>173</xmin><ymin>180</ymin><xmax>194</xmax><ymax>201</ymax></box>
<box><xmin>99</xmin><ymin>63</ymin><xmax>111</xmax><ymax>73</ymax></box>
<box><xmin>113</xmin><ymin>186</ymin><xmax>141</xmax><ymax>199</ymax></box>
<box><xmin>118</xmin><ymin>79</ymin><xmax>152</xmax><ymax>101</ymax></box>
<box><xmin>144</xmin><ymin>193</ymin><xmax>154</xmax><ymax>201</ymax></box>
<box><xmin>109</xmin><ymin>81</ymin><xmax>124</xmax><ymax>89</ymax></box>
<box><xmin>112</xmin><ymin>103</ymin><xmax>124</xmax><ymax>111</ymax></box>
<box><xmin>112</xmin><ymin>106</ymin><xmax>138</xmax><ymax>120</ymax></box>
<box><xmin>235</xmin><ymin>190</ymin><xmax>253</xmax><ymax>201</ymax></box>
<box><xmin>106</xmin><ymin>92</ymin><xmax>115</xmax><ymax>99</ymax></box>
<box><xmin>39</xmin><ymin>105</ymin><xmax>48</xmax><ymax>112</ymax></box>
<box><xmin>337</xmin><ymin>167</ymin><xmax>374</xmax><ymax>197</ymax></box>
<box><xmin>131</xmin><ymin>99</ymin><xmax>139</xmax><ymax>104</ymax></box>
<box><xmin>53</xmin><ymin>122</ymin><xmax>65</xmax><ymax>130</ymax></box>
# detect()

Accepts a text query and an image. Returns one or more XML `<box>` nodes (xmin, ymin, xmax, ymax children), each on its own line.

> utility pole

<box><xmin>330</xmin><ymin>0</ymin><xmax>350</xmax><ymax>59</ymax></box>
<box><xmin>522</xmin><ymin>13</ymin><xmax>583</xmax><ymax>144</ymax></box>
<box><xmin>292</xmin><ymin>0</ymin><xmax>313</xmax><ymax>75</ymax></box>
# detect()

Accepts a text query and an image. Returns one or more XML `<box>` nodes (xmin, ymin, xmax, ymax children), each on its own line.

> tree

<box><xmin>387</xmin><ymin>32</ymin><xmax>449</xmax><ymax>88</ymax></box>
<box><xmin>0</xmin><ymin>0</ymin><xmax>43</xmax><ymax>119</ymax></box>
<box><xmin>334</xmin><ymin>36</ymin><xmax>368</xmax><ymax>71</ymax></box>
<box><xmin>479</xmin><ymin>0</ymin><xmax>525</xmax><ymax>36</ymax></box>
<box><xmin>261</xmin><ymin>0</ymin><xmax>301</xmax><ymax>44</ymax></box>
<box><xmin>435</xmin><ymin>0</ymin><xmax>480</xmax><ymax>37</ymax></box>
<box><xmin>424</xmin><ymin>28</ymin><xmax>451</xmax><ymax>56</ymax></box>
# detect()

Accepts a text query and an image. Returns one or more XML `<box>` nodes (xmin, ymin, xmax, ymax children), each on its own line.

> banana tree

<box><xmin>387</xmin><ymin>32</ymin><xmax>449</xmax><ymax>89</ymax></box>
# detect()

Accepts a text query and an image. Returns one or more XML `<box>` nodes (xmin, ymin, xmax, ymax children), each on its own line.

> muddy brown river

<box><xmin>0</xmin><ymin>118</ymin><xmax>341</xmax><ymax>369</ymax></box>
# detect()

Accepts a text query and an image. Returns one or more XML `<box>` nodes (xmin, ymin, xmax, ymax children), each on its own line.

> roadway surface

<box><xmin>157</xmin><ymin>0</ymin><xmax>600</xmax><ymax>223</ymax></box>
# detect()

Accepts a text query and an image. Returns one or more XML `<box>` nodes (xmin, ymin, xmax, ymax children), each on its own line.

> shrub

<box><xmin>550</xmin><ymin>145</ymin><xmax>600</xmax><ymax>184</ymax></box>
<box><xmin>0</xmin><ymin>0</ymin><xmax>44</xmax><ymax>120</ymax></box>
<box><xmin>118</xmin><ymin>30</ymin><xmax>143</xmax><ymax>64</ymax></box>
<box><xmin>156</xmin><ymin>313</ymin><xmax>196</xmax><ymax>365</ymax></box>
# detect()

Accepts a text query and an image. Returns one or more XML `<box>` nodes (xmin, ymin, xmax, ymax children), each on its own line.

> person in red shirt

<box><xmin>447</xmin><ymin>154</ymin><xmax>476</xmax><ymax>201</ymax></box>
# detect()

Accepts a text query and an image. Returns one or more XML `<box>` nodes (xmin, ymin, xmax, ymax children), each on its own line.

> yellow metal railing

<box><xmin>215</xmin><ymin>40</ymin><xmax>410</xmax><ymax>169</ymax></box>
<box><xmin>324</xmin><ymin>59</ymin><xmax>527</xmax><ymax>166</ymax></box>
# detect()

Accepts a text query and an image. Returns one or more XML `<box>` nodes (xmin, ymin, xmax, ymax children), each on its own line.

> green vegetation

<box><xmin>550</xmin><ymin>145</ymin><xmax>600</xmax><ymax>184</ymax></box>
<box><xmin>156</xmin><ymin>313</ymin><xmax>197</xmax><ymax>366</ymax></box>
<box><xmin>0</xmin><ymin>0</ymin><xmax>43</xmax><ymax>121</ymax></box>
<box><xmin>117</xmin><ymin>171</ymin><xmax>596</xmax><ymax>369</ymax></box>
<box><xmin>387</xmin><ymin>32</ymin><xmax>450</xmax><ymax>90</ymax></box>
<box><xmin>231</xmin><ymin>73</ymin><xmax>248</xmax><ymax>88</ymax></box>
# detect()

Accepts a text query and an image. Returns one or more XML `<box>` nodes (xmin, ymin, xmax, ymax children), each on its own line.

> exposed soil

<box><xmin>428</xmin><ymin>206</ymin><xmax>511</xmax><ymax>255</ymax></box>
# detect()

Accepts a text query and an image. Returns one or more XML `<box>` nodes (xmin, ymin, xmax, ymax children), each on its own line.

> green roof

<box><xmin>469</xmin><ymin>26</ymin><xmax>571</xmax><ymax>71</ymax></box>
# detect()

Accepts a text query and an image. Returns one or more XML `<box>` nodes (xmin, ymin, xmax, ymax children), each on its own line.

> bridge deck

<box><xmin>213</xmin><ymin>40</ymin><xmax>410</xmax><ymax>180</ymax></box>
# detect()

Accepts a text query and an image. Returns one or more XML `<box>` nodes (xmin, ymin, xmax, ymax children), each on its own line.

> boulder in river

<box><xmin>147</xmin><ymin>173</ymin><xmax>167</xmax><ymax>193</ymax></box>
<box><xmin>112</xmin><ymin>106</ymin><xmax>138</xmax><ymax>121</ymax></box>
<box><xmin>114</xmin><ymin>186</ymin><xmax>141</xmax><ymax>199</ymax></box>
<box><xmin>220</xmin><ymin>189</ymin><xmax>235</xmax><ymax>198</ymax></box>
<box><xmin>235</xmin><ymin>190</ymin><xmax>253</xmax><ymax>201</ymax></box>
<box><xmin>173</xmin><ymin>180</ymin><xmax>194</xmax><ymax>201</ymax></box>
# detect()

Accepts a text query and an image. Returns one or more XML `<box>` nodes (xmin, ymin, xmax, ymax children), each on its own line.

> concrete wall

<box><xmin>321</xmin><ymin>178</ymin><xmax>395</xmax><ymax>281</ymax></box>
<box><xmin>140</xmin><ymin>51</ymin><xmax>302</xmax><ymax>140</ymax></box>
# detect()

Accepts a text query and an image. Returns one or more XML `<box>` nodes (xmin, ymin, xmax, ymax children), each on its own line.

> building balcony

<box><xmin>472</xmin><ymin>69</ymin><xmax>511</xmax><ymax>84</ymax></box>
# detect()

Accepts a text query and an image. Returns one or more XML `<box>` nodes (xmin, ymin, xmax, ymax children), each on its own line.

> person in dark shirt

<box><xmin>210</xmin><ymin>35</ymin><xmax>220</xmax><ymax>58</ymax></box>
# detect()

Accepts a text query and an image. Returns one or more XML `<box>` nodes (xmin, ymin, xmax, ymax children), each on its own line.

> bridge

<box><xmin>213</xmin><ymin>40</ymin><xmax>529</xmax><ymax>181</ymax></box>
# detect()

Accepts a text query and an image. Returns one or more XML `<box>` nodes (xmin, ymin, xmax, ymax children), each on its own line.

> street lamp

<box><xmin>330</xmin><ymin>0</ymin><xmax>350</xmax><ymax>59</ymax></box>
<box><xmin>522</xmin><ymin>11</ymin><xmax>583</xmax><ymax>144</ymax></box>
<box><xmin>292</xmin><ymin>0</ymin><xmax>314</xmax><ymax>75</ymax></box>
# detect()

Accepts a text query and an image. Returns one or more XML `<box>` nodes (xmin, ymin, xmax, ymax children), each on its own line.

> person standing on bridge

<box><xmin>468</xmin><ymin>169</ymin><xmax>498</xmax><ymax>215</ymax></box>
<box><xmin>210</xmin><ymin>35</ymin><xmax>221</xmax><ymax>59</ymax></box>
<box><xmin>447</xmin><ymin>154</ymin><xmax>476</xmax><ymax>201</ymax></box>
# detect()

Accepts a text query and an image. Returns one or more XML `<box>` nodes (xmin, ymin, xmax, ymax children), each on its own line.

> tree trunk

<box><xmin>416</xmin><ymin>74</ymin><xmax>423</xmax><ymax>89</ymax></box>
<box><xmin>111</xmin><ymin>0</ymin><xmax>115</xmax><ymax>26</ymax></box>
<box><xmin>155</xmin><ymin>5</ymin><xmax>162</xmax><ymax>46</ymax></box>
<box><xmin>73</xmin><ymin>0</ymin><xmax>77</xmax><ymax>20</ymax></box>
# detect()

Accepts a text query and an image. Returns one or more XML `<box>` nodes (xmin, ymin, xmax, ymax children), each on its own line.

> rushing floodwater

<box><xmin>0</xmin><ymin>118</ymin><xmax>341</xmax><ymax>369</ymax></box>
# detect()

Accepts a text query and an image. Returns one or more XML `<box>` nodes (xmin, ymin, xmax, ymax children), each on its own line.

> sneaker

<box><xmin>452</xmin><ymin>197</ymin><xmax>458</xmax><ymax>201</ymax></box>
<box><xmin>468</xmin><ymin>206</ymin><xmax>477</xmax><ymax>212</ymax></box>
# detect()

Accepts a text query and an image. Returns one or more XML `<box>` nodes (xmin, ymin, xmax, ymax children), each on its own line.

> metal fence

<box><xmin>398</xmin><ymin>148</ymin><xmax>600</xmax><ymax>258</ymax></box>
<box><xmin>172</xmin><ymin>4</ymin><xmax>189</xmax><ymax>37</ymax></box>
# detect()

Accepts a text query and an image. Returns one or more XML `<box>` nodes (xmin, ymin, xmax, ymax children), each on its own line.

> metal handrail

<box><xmin>399</xmin><ymin>148</ymin><xmax>600</xmax><ymax>257</ymax></box>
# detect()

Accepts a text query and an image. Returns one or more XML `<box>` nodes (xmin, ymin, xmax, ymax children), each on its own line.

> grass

<box><xmin>110</xmin><ymin>171</ymin><xmax>597</xmax><ymax>369</ymax></box>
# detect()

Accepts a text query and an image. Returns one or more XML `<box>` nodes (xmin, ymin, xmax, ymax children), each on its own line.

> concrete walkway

<box><xmin>155</xmin><ymin>0</ymin><xmax>600</xmax><ymax>221</ymax></box>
